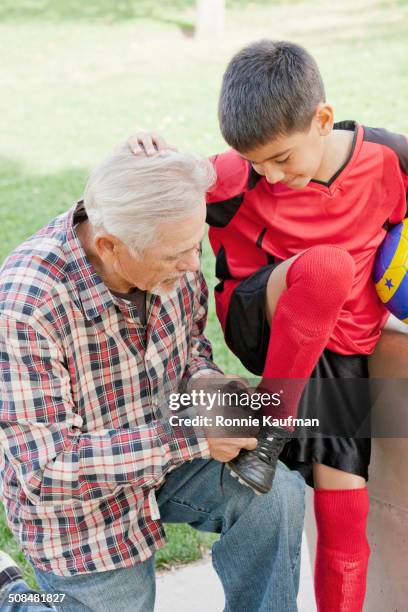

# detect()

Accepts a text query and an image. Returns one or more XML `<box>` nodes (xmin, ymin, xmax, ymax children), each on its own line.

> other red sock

<box><xmin>314</xmin><ymin>487</ymin><xmax>370</xmax><ymax>612</ymax></box>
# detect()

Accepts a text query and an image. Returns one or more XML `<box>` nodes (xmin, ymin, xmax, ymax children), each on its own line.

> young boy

<box><xmin>131</xmin><ymin>39</ymin><xmax>408</xmax><ymax>612</ymax></box>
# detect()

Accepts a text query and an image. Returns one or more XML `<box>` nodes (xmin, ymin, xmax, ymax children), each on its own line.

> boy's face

<box><xmin>239</xmin><ymin>105</ymin><xmax>332</xmax><ymax>190</ymax></box>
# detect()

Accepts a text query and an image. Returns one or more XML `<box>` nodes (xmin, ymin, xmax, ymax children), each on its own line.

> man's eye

<box><xmin>276</xmin><ymin>157</ymin><xmax>289</xmax><ymax>165</ymax></box>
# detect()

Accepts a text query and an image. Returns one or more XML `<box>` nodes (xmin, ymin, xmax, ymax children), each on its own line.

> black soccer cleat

<box><xmin>227</xmin><ymin>426</ymin><xmax>291</xmax><ymax>494</ymax></box>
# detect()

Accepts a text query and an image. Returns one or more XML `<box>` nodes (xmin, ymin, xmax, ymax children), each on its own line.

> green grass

<box><xmin>0</xmin><ymin>0</ymin><xmax>407</xmax><ymax>589</ymax></box>
<box><xmin>0</xmin><ymin>506</ymin><xmax>37</xmax><ymax>589</ymax></box>
<box><xmin>155</xmin><ymin>524</ymin><xmax>218</xmax><ymax>570</ymax></box>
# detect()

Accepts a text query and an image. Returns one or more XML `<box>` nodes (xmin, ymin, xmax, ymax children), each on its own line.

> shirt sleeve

<box><xmin>363</xmin><ymin>127</ymin><xmax>408</xmax><ymax>223</ymax></box>
<box><xmin>181</xmin><ymin>271</ymin><xmax>223</xmax><ymax>384</ymax></box>
<box><xmin>389</xmin><ymin>133</ymin><xmax>408</xmax><ymax>223</ymax></box>
<box><xmin>0</xmin><ymin>315</ymin><xmax>210</xmax><ymax>506</ymax></box>
<box><xmin>399</xmin><ymin>135</ymin><xmax>408</xmax><ymax>217</ymax></box>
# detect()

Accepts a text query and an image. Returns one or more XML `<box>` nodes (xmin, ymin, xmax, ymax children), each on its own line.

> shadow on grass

<box><xmin>0</xmin><ymin>157</ymin><xmax>86</xmax><ymax>264</ymax></box>
<box><xmin>0</xmin><ymin>0</ymin><xmax>195</xmax><ymax>33</ymax></box>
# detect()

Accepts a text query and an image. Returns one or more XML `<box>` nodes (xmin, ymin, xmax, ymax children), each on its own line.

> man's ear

<box><xmin>314</xmin><ymin>102</ymin><xmax>334</xmax><ymax>136</ymax></box>
<box><xmin>94</xmin><ymin>234</ymin><xmax>120</xmax><ymax>261</ymax></box>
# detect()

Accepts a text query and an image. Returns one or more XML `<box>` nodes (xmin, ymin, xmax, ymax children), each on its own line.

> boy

<box><xmin>131</xmin><ymin>39</ymin><xmax>408</xmax><ymax>612</ymax></box>
<box><xmin>208</xmin><ymin>39</ymin><xmax>408</xmax><ymax>612</ymax></box>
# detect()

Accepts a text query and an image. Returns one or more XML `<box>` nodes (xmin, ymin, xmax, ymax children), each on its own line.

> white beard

<box><xmin>150</xmin><ymin>277</ymin><xmax>181</xmax><ymax>298</ymax></box>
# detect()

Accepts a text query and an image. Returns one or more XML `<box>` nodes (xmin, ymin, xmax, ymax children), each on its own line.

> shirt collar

<box><xmin>62</xmin><ymin>200</ymin><xmax>115</xmax><ymax>321</ymax></box>
<box><xmin>61</xmin><ymin>200</ymin><xmax>187</xmax><ymax>321</ymax></box>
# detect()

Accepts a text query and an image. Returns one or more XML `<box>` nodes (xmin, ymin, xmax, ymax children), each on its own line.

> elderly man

<box><xmin>0</xmin><ymin>144</ymin><xmax>304</xmax><ymax>612</ymax></box>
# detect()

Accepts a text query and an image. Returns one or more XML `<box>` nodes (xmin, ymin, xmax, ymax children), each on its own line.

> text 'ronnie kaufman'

<box><xmin>169</xmin><ymin>415</ymin><xmax>320</xmax><ymax>428</ymax></box>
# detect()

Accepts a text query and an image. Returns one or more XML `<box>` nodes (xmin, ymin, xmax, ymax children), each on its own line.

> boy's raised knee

<box><xmin>287</xmin><ymin>245</ymin><xmax>355</xmax><ymax>308</ymax></box>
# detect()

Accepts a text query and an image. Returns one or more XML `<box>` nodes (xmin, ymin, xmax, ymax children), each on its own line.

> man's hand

<box><xmin>127</xmin><ymin>131</ymin><xmax>177</xmax><ymax>156</ymax></box>
<box><xmin>186</xmin><ymin>374</ymin><xmax>259</xmax><ymax>461</ymax></box>
<box><xmin>206</xmin><ymin>436</ymin><xmax>257</xmax><ymax>463</ymax></box>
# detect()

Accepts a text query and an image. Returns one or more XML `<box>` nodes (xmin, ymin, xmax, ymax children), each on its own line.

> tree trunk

<box><xmin>196</xmin><ymin>0</ymin><xmax>225</xmax><ymax>38</ymax></box>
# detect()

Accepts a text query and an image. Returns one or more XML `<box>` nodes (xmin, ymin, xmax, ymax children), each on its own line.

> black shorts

<box><xmin>225</xmin><ymin>264</ymin><xmax>371</xmax><ymax>488</ymax></box>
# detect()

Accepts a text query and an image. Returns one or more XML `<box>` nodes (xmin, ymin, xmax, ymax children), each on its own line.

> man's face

<box><xmin>112</xmin><ymin>201</ymin><xmax>206</xmax><ymax>294</ymax></box>
<box><xmin>240</xmin><ymin>116</ymin><xmax>327</xmax><ymax>190</ymax></box>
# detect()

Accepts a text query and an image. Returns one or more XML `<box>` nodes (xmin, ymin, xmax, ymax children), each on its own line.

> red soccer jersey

<box><xmin>207</xmin><ymin>121</ymin><xmax>408</xmax><ymax>355</ymax></box>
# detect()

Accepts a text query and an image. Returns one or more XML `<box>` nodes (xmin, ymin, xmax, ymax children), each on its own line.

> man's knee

<box><xmin>222</xmin><ymin>462</ymin><xmax>304</xmax><ymax>531</ymax></box>
<box><xmin>233</xmin><ymin>463</ymin><xmax>305</xmax><ymax>537</ymax></box>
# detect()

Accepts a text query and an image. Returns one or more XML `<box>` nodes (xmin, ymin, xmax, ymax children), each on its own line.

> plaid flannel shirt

<box><xmin>0</xmin><ymin>202</ymin><xmax>221</xmax><ymax>576</ymax></box>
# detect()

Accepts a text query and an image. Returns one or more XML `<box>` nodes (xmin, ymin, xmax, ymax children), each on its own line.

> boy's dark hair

<box><xmin>218</xmin><ymin>40</ymin><xmax>326</xmax><ymax>152</ymax></box>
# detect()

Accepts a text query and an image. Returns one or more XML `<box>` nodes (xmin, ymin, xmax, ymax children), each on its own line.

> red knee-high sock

<box><xmin>260</xmin><ymin>245</ymin><xmax>355</xmax><ymax>426</ymax></box>
<box><xmin>314</xmin><ymin>488</ymin><xmax>370</xmax><ymax>612</ymax></box>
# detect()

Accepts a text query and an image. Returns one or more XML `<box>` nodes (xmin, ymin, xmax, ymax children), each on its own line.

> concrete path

<box><xmin>155</xmin><ymin>531</ymin><xmax>316</xmax><ymax>611</ymax></box>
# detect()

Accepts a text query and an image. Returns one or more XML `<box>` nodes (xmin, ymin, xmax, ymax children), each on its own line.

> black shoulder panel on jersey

<box><xmin>206</xmin><ymin>194</ymin><xmax>244</xmax><ymax>227</ymax></box>
<box><xmin>363</xmin><ymin>127</ymin><xmax>408</xmax><ymax>174</ymax></box>
<box><xmin>214</xmin><ymin>280</ymin><xmax>225</xmax><ymax>294</ymax></box>
<box><xmin>247</xmin><ymin>166</ymin><xmax>263</xmax><ymax>190</ymax></box>
<box><xmin>215</xmin><ymin>245</ymin><xmax>233</xmax><ymax>280</ymax></box>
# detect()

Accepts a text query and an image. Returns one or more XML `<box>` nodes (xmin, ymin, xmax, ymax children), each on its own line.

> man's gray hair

<box><xmin>83</xmin><ymin>144</ymin><xmax>215</xmax><ymax>253</ymax></box>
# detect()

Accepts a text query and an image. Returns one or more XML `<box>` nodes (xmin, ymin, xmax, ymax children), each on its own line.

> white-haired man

<box><xmin>0</xmin><ymin>144</ymin><xmax>304</xmax><ymax>612</ymax></box>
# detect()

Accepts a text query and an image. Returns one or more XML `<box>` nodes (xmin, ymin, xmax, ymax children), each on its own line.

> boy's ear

<box><xmin>314</xmin><ymin>102</ymin><xmax>334</xmax><ymax>135</ymax></box>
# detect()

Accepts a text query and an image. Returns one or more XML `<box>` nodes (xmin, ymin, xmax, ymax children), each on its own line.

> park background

<box><xmin>0</xmin><ymin>0</ymin><xmax>407</xmax><ymax>590</ymax></box>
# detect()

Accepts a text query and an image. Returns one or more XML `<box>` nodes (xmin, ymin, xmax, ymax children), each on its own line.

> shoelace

<box><xmin>254</xmin><ymin>435</ymin><xmax>286</xmax><ymax>465</ymax></box>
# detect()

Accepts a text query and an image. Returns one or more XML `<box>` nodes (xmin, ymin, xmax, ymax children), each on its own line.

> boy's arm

<box><xmin>206</xmin><ymin>150</ymin><xmax>256</xmax><ymax>227</ymax></box>
<box><xmin>397</xmin><ymin>133</ymin><xmax>408</xmax><ymax>219</ymax></box>
<box><xmin>363</xmin><ymin>127</ymin><xmax>408</xmax><ymax>223</ymax></box>
<box><xmin>383</xmin><ymin>130</ymin><xmax>408</xmax><ymax>222</ymax></box>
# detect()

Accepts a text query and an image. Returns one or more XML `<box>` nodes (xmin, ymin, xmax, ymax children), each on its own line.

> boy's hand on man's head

<box><xmin>128</xmin><ymin>131</ymin><xmax>178</xmax><ymax>156</ymax></box>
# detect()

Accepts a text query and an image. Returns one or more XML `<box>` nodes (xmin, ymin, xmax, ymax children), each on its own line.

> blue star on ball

<box><xmin>385</xmin><ymin>278</ymin><xmax>394</xmax><ymax>290</ymax></box>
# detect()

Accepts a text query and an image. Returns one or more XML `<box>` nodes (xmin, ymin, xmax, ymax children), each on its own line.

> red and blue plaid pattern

<box><xmin>0</xmin><ymin>202</ymin><xmax>219</xmax><ymax>576</ymax></box>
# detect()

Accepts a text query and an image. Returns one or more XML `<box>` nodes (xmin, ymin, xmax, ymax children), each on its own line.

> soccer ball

<box><xmin>374</xmin><ymin>218</ymin><xmax>408</xmax><ymax>323</ymax></box>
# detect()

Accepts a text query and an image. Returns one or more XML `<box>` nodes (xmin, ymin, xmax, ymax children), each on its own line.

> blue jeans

<box><xmin>0</xmin><ymin>578</ymin><xmax>55</xmax><ymax>612</ymax></box>
<box><xmin>28</xmin><ymin>459</ymin><xmax>304</xmax><ymax>612</ymax></box>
